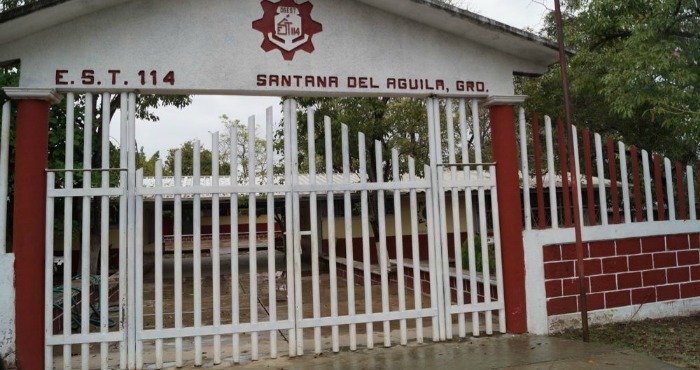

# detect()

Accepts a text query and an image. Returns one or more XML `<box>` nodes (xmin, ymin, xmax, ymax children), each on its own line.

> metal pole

<box><xmin>553</xmin><ymin>0</ymin><xmax>590</xmax><ymax>342</ymax></box>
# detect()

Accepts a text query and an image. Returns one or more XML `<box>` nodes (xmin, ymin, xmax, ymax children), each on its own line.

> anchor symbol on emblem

<box><xmin>269</xmin><ymin>6</ymin><xmax>310</xmax><ymax>52</ymax></box>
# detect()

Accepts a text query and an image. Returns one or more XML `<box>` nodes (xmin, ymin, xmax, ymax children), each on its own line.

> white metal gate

<box><xmin>45</xmin><ymin>92</ymin><xmax>134</xmax><ymax>370</ymax></box>
<box><xmin>44</xmin><ymin>94</ymin><xmax>505</xmax><ymax>369</ymax></box>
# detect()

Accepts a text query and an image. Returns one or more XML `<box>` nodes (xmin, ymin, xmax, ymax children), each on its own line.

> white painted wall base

<box><xmin>548</xmin><ymin>297</ymin><xmax>700</xmax><ymax>333</ymax></box>
<box><xmin>0</xmin><ymin>253</ymin><xmax>15</xmax><ymax>367</ymax></box>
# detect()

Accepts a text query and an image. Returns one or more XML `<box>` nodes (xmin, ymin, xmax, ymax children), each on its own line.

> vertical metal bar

<box><xmin>358</xmin><ymin>132</ymin><xmax>374</xmax><ymax>349</ymax></box>
<box><xmin>489</xmin><ymin>167</ymin><xmax>506</xmax><ymax>333</ymax></box>
<box><xmin>687</xmin><ymin>166</ymin><xmax>696</xmax><ymax>220</ymax></box>
<box><xmin>446</xmin><ymin>99</ymin><xmax>465</xmax><ymax>338</ymax></box>
<box><xmin>435</xmin><ymin>100</ymin><xmax>452</xmax><ymax>341</ymax></box>
<box><xmin>630</xmin><ymin>146</ymin><xmax>643</xmax><ymax>222</ymax></box>
<box><xmin>582</xmin><ymin>130</ymin><xmax>596</xmax><ymax>225</ymax></box>
<box><xmin>324</xmin><ymin>116</ymin><xmax>339</xmax><ymax>353</ymax></box>
<box><xmin>554</xmin><ymin>0</ymin><xmax>589</xmax><ymax>341</ymax></box>
<box><xmin>193</xmin><ymin>139</ymin><xmax>203</xmax><ymax>366</ymax></box>
<box><xmin>463</xmin><ymin>100</ymin><xmax>479</xmax><ymax>336</ymax></box>
<box><xmin>607</xmin><ymin>139</ymin><xmax>620</xmax><ymax>224</ymax></box>
<box><xmin>676</xmin><ymin>163</ymin><xmax>687</xmax><ymax>220</ymax></box>
<box><xmin>557</xmin><ymin>120</ymin><xmax>572</xmax><ymax>227</ymax></box>
<box><xmin>173</xmin><ymin>149</ymin><xmax>183</xmax><ymax>367</ymax></box>
<box><xmin>45</xmin><ymin>172</ymin><xmax>55</xmax><ymax>370</ymax></box>
<box><xmin>595</xmin><ymin>134</ymin><xmax>608</xmax><ymax>225</ymax></box>
<box><xmin>308</xmin><ymin>109</ymin><xmax>321</xmax><ymax>355</ymax></box>
<box><xmin>306</xmin><ymin>108</ymin><xmax>318</xmax><ymax>354</ymax></box>
<box><xmin>519</xmin><ymin>107</ymin><xmax>532</xmax><ymax>230</ymax></box>
<box><xmin>135</xmin><ymin>169</ymin><xmax>144</xmax><ymax>370</ymax></box>
<box><xmin>247</xmin><ymin>116</ymin><xmax>259</xmax><ymax>360</ymax></box>
<box><xmin>291</xmin><ymin>99</ymin><xmax>304</xmax><ymax>356</ymax></box>
<box><xmin>532</xmin><ymin>112</ymin><xmax>546</xmax><ymax>229</ymax></box>
<box><xmin>697</xmin><ymin>170</ymin><xmax>700</xmax><ymax>220</ymax></box>
<box><xmin>392</xmin><ymin>148</ymin><xmax>408</xmax><ymax>345</ymax></box>
<box><xmin>265</xmin><ymin>107</ymin><xmax>277</xmax><ymax>358</ymax></box>
<box><xmin>424</xmin><ymin>164</ymin><xmax>439</xmax><ymax>342</ymax></box>
<box><xmin>381</xmin><ymin>274</ymin><xmax>393</xmax><ymax>354</ymax></box>
<box><xmin>99</xmin><ymin>93</ymin><xmax>111</xmax><ymax>370</ymax></box>
<box><xmin>477</xmin><ymin>168</ymin><xmax>491</xmax><ymax>335</ymax></box>
<box><xmin>154</xmin><ymin>161</ymin><xmax>164</xmax><ymax>369</ymax></box>
<box><xmin>545</xmin><ymin>117</ymin><xmax>558</xmax><ymax>229</ymax></box>
<box><xmin>211</xmin><ymin>132</ymin><xmax>222</xmax><ymax>364</ymax></box>
<box><xmin>63</xmin><ymin>92</ymin><xmax>75</xmax><ymax>370</ymax></box>
<box><xmin>118</xmin><ymin>93</ymin><xmax>128</xmax><ymax>369</ymax></box>
<box><xmin>572</xmin><ymin>126</ymin><xmax>584</xmax><ymax>223</ymax></box>
<box><xmin>642</xmin><ymin>151</ymin><xmax>654</xmax><ymax>222</ymax></box>
<box><xmin>665</xmin><ymin>158</ymin><xmax>676</xmax><ymax>221</ymax></box>
<box><xmin>341</xmin><ymin>124</ymin><xmax>357</xmax><ymax>350</ymax></box>
<box><xmin>472</xmin><ymin>100</ymin><xmax>491</xmax><ymax>335</ymax></box>
<box><xmin>126</xmin><ymin>92</ymin><xmax>137</xmax><ymax>369</ymax></box>
<box><xmin>427</xmin><ymin>98</ymin><xmax>447</xmax><ymax>341</ymax></box>
<box><xmin>654</xmin><ymin>154</ymin><xmax>665</xmax><ymax>221</ymax></box>
<box><xmin>0</xmin><ymin>102</ymin><xmax>10</xmax><ymax>253</ymax></box>
<box><xmin>230</xmin><ymin>125</ymin><xmax>241</xmax><ymax>362</ymax></box>
<box><xmin>283</xmin><ymin>100</ymin><xmax>296</xmax><ymax>357</ymax></box>
<box><xmin>619</xmin><ymin>142</ymin><xmax>631</xmax><ymax>223</ymax></box>
<box><xmin>407</xmin><ymin>157</ymin><xmax>423</xmax><ymax>343</ymax></box>
<box><xmin>80</xmin><ymin>93</ymin><xmax>93</xmax><ymax>370</ymax></box>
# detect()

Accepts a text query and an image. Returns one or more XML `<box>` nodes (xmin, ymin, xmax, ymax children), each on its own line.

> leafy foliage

<box><xmin>219</xmin><ymin>114</ymin><xmax>281</xmax><ymax>183</ymax></box>
<box><xmin>520</xmin><ymin>0</ymin><xmax>700</xmax><ymax>164</ymax></box>
<box><xmin>163</xmin><ymin>140</ymin><xmax>222</xmax><ymax>177</ymax></box>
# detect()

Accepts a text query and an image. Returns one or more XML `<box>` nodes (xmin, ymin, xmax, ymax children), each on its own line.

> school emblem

<box><xmin>252</xmin><ymin>0</ymin><xmax>323</xmax><ymax>61</ymax></box>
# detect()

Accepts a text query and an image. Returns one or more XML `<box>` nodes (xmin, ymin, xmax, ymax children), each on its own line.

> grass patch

<box><xmin>554</xmin><ymin>314</ymin><xmax>700</xmax><ymax>369</ymax></box>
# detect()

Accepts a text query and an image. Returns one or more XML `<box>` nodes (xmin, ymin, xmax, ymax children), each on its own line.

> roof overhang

<box><xmin>0</xmin><ymin>0</ymin><xmax>130</xmax><ymax>45</ymax></box>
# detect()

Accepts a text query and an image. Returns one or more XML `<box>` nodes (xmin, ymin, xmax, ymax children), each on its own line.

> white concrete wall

<box><xmin>0</xmin><ymin>253</ymin><xmax>15</xmax><ymax>366</ymax></box>
<box><xmin>0</xmin><ymin>0</ymin><xmax>545</xmax><ymax>97</ymax></box>
<box><xmin>524</xmin><ymin>220</ymin><xmax>700</xmax><ymax>335</ymax></box>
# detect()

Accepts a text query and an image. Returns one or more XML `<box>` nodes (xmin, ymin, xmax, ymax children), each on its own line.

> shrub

<box><xmin>461</xmin><ymin>234</ymin><xmax>496</xmax><ymax>273</ymax></box>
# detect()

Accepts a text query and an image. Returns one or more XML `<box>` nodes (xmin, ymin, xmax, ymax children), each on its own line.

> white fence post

<box><xmin>519</xmin><ymin>107</ymin><xmax>532</xmax><ymax>230</ymax></box>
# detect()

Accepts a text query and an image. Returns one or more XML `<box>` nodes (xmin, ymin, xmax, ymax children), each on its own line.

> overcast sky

<box><xmin>119</xmin><ymin>0</ymin><xmax>550</xmax><ymax>157</ymax></box>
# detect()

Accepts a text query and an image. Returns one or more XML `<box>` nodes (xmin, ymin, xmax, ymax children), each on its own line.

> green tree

<box><xmin>520</xmin><ymin>0</ymin><xmax>700</xmax><ymax>164</ymax></box>
<box><xmin>136</xmin><ymin>147</ymin><xmax>160</xmax><ymax>177</ymax></box>
<box><xmin>219</xmin><ymin>114</ymin><xmax>280</xmax><ymax>183</ymax></box>
<box><xmin>164</xmin><ymin>140</ymin><xmax>215</xmax><ymax>177</ymax></box>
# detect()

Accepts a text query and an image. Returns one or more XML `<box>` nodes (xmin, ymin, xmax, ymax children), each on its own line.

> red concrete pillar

<box><xmin>5</xmin><ymin>88</ymin><xmax>61</xmax><ymax>370</ymax></box>
<box><xmin>486</xmin><ymin>96</ymin><xmax>528</xmax><ymax>334</ymax></box>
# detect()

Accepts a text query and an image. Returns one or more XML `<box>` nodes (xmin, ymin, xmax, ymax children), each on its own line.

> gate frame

<box><xmin>5</xmin><ymin>87</ymin><xmax>529</xmax><ymax>369</ymax></box>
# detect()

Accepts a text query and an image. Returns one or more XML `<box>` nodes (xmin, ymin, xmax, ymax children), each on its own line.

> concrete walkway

<box><xmin>174</xmin><ymin>335</ymin><xmax>676</xmax><ymax>370</ymax></box>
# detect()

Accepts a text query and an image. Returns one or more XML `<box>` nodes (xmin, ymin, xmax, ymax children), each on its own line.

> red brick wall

<box><xmin>544</xmin><ymin>233</ymin><xmax>700</xmax><ymax>316</ymax></box>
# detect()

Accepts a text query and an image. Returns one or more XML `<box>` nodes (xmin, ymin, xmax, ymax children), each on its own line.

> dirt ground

<box><xmin>554</xmin><ymin>314</ymin><xmax>700</xmax><ymax>369</ymax></box>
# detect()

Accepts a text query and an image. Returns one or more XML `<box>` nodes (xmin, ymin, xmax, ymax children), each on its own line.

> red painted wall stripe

<box><xmin>676</xmin><ymin>162</ymin><xmax>687</xmax><ymax>220</ymax></box>
<box><xmin>630</xmin><ymin>146</ymin><xmax>643</xmax><ymax>222</ymax></box>
<box><xmin>654</xmin><ymin>154</ymin><xmax>666</xmax><ymax>221</ymax></box>
<box><xmin>607</xmin><ymin>139</ymin><xmax>620</xmax><ymax>224</ymax></box>
<box><xmin>557</xmin><ymin>120</ymin><xmax>572</xmax><ymax>227</ymax></box>
<box><xmin>532</xmin><ymin>112</ymin><xmax>546</xmax><ymax>229</ymax></box>
<box><xmin>582</xmin><ymin>129</ymin><xmax>596</xmax><ymax>225</ymax></box>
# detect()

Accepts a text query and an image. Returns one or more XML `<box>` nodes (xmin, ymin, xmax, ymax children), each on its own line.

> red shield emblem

<box><xmin>252</xmin><ymin>0</ymin><xmax>323</xmax><ymax>61</ymax></box>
